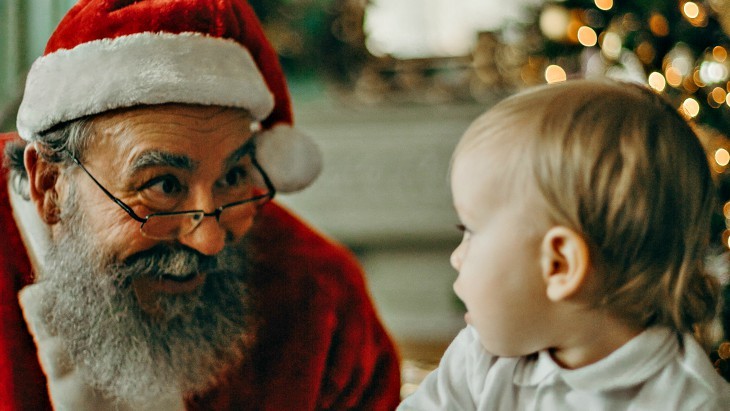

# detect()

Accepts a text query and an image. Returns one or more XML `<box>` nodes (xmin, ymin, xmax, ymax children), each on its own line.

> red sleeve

<box><xmin>187</xmin><ymin>202</ymin><xmax>401</xmax><ymax>410</ymax></box>
<box><xmin>0</xmin><ymin>134</ymin><xmax>53</xmax><ymax>411</ymax></box>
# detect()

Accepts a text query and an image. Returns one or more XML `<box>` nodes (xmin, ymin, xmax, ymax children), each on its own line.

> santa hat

<box><xmin>16</xmin><ymin>0</ymin><xmax>321</xmax><ymax>193</ymax></box>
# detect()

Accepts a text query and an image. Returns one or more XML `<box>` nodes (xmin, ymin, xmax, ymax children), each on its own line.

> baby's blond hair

<box><xmin>457</xmin><ymin>79</ymin><xmax>719</xmax><ymax>334</ymax></box>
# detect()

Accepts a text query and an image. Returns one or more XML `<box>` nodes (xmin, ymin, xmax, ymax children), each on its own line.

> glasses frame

<box><xmin>66</xmin><ymin>142</ymin><xmax>276</xmax><ymax>238</ymax></box>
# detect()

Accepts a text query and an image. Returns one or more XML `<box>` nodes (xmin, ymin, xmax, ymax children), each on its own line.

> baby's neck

<box><xmin>548</xmin><ymin>311</ymin><xmax>643</xmax><ymax>370</ymax></box>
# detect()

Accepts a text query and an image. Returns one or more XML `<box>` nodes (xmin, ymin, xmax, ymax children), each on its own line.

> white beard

<box><xmin>35</xmin><ymin>191</ymin><xmax>257</xmax><ymax>406</ymax></box>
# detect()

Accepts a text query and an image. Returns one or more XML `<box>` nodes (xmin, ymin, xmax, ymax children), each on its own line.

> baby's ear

<box><xmin>24</xmin><ymin>143</ymin><xmax>62</xmax><ymax>225</ymax></box>
<box><xmin>539</xmin><ymin>226</ymin><xmax>590</xmax><ymax>302</ymax></box>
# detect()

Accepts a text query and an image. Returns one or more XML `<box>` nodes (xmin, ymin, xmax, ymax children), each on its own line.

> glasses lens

<box><xmin>219</xmin><ymin>191</ymin><xmax>271</xmax><ymax>228</ymax></box>
<box><xmin>138</xmin><ymin>151</ymin><xmax>273</xmax><ymax>239</ymax></box>
<box><xmin>141</xmin><ymin>212</ymin><xmax>204</xmax><ymax>240</ymax></box>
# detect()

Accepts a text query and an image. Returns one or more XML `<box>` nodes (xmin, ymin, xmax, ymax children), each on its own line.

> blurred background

<box><xmin>3</xmin><ymin>0</ymin><xmax>730</xmax><ymax>391</ymax></box>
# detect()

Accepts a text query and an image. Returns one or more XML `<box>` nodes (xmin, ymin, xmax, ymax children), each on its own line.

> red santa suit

<box><xmin>0</xmin><ymin>0</ymin><xmax>402</xmax><ymax>408</ymax></box>
<box><xmin>0</xmin><ymin>135</ymin><xmax>402</xmax><ymax>410</ymax></box>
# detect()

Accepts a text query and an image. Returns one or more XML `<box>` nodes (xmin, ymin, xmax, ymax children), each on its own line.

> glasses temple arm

<box><xmin>67</xmin><ymin>154</ymin><xmax>147</xmax><ymax>223</ymax></box>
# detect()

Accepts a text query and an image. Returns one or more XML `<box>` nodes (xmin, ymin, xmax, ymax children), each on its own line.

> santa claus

<box><xmin>0</xmin><ymin>0</ymin><xmax>401</xmax><ymax>409</ymax></box>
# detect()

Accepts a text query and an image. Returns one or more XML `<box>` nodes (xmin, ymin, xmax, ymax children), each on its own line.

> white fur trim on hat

<box><xmin>254</xmin><ymin>125</ymin><xmax>322</xmax><ymax>193</ymax></box>
<box><xmin>17</xmin><ymin>32</ymin><xmax>274</xmax><ymax>141</ymax></box>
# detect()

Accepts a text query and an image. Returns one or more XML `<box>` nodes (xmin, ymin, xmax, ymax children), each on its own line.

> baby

<box><xmin>399</xmin><ymin>79</ymin><xmax>730</xmax><ymax>410</ymax></box>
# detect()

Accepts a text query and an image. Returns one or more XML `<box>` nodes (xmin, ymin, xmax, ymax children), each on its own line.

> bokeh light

<box><xmin>648</xmin><ymin>72</ymin><xmax>667</xmax><ymax>92</ymax></box>
<box><xmin>699</xmin><ymin>60</ymin><xmax>729</xmax><ymax>84</ymax></box>
<box><xmin>665</xmin><ymin>66</ymin><xmax>684</xmax><ymax>87</ymax></box>
<box><xmin>682</xmin><ymin>97</ymin><xmax>700</xmax><ymax>117</ymax></box>
<box><xmin>712</xmin><ymin>87</ymin><xmax>727</xmax><ymax>104</ymax></box>
<box><xmin>716</xmin><ymin>148</ymin><xmax>730</xmax><ymax>166</ymax></box>
<box><xmin>545</xmin><ymin>65</ymin><xmax>567</xmax><ymax>83</ymax></box>
<box><xmin>683</xmin><ymin>2</ymin><xmax>700</xmax><ymax>19</ymax></box>
<box><xmin>601</xmin><ymin>32</ymin><xmax>622</xmax><ymax>60</ymax></box>
<box><xmin>594</xmin><ymin>0</ymin><xmax>613</xmax><ymax>11</ymax></box>
<box><xmin>714</xmin><ymin>46</ymin><xmax>728</xmax><ymax>62</ymax></box>
<box><xmin>649</xmin><ymin>13</ymin><xmax>670</xmax><ymax>37</ymax></box>
<box><xmin>577</xmin><ymin>26</ymin><xmax>598</xmax><ymax>47</ymax></box>
<box><xmin>540</xmin><ymin>5</ymin><xmax>570</xmax><ymax>41</ymax></box>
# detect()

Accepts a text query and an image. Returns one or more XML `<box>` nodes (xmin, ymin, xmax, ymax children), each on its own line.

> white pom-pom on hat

<box><xmin>254</xmin><ymin>125</ymin><xmax>322</xmax><ymax>193</ymax></box>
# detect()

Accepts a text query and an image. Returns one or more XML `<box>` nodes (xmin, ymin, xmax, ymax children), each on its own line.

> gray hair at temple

<box><xmin>4</xmin><ymin>118</ymin><xmax>92</xmax><ymax>200</ymax></box>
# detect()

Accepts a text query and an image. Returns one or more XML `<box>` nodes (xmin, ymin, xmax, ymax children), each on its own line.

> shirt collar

<box><xmin>513</xmin><ymin>327</ymin><xmax>680</xmax><ymax>391</ymax></box>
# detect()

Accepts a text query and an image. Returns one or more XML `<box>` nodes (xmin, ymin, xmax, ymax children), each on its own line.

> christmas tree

<box><xmin>511</xmin><ymin>0</ymin><xmax>730</xmax><ymax>129</ymax></box>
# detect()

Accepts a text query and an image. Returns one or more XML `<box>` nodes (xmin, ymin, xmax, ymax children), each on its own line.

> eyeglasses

<box><xmin>66</xmin><ymin>143</ymin><xmax>275</xmax><ymax>240</ymax></box>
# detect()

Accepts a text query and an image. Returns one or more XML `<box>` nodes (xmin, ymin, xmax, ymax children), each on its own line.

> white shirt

<box><xmin>399</xmin><ymin>326</ymin><xmax>730</xmax><ymax>410</ymax></box>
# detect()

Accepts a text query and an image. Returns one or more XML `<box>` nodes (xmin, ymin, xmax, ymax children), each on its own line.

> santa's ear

<box><xmin>540</xmin><ymin>226</ymin><xmax>590</xmax><ymax>302</ymax></box>
<box><xmin>24</xmin><ymin>144</ymin><xmax>62</xmax><ymax>225</ymax></box>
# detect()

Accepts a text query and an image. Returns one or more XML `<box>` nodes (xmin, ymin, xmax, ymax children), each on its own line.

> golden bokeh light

<box><xmin>682</xmin><ymin>1</ymin><xmax>708</xmax><ymax>27</ymax></box>
<box><xmin>594</xmin><ymin>0</ymin><xmax>613</xmax><ymax>11</ymax></box>
<box><xmin>566</xmin><ymin>16</ymin><xmax>583</xmax><ymax>44</ymax></box>
<box><xmin>649</xmin><ymin>13</ymin><xmax>670</xmax><ymax>37</ymax></box>
<box><xmin>682</xmin><ymin>97</ymin><xmax>700</xmax><ymax>118</ymax></box>
<box><xmin>712</xmin><ymin>87</ymin><xmax>727</xmax><ymax>104</ymax></box>
<box><xmin>577</xmin><ymin>26</ymin><xmax>598</xmax><ymax>47</ymax></box>
<box><xmin>692</xmin><ymin>70</ymin><xmax>705</xmax><ymax>89</ymax></box>
<box><xmin>683</xmin><ymin>2</ymin><xmax>700</xmax><ymax>19</ymax></box>
<box><xmin>716</xmin><ymin>148</ymin><xmax>730</xmax><ymax>166</ymax></box>
<box><xmin>601</xmin><ymin>32</ymin><xmax>622</xmax><ymax>60</ymax></box>
<box><xmin>714</xmin><ymin>46</ymin><xmax>728</xmax><ymax>62</ymax></box>
<box><xmin>539</xmin><ymin>5</ymin><xmax>571</xmax><ymax>41</ymax></box>
<box><xmin>665</xmin><ymin>66</ymin><xmax>683</xmax><ymax>87</ymax></box>
<box><xmin>635</xmin><ymin>41</ymin><xmax>656</xmax><ymax>64</ymax></box>
<box><xmin>545</xmin><ymin>65</ymin><xmax>567</xmax><ymax>83</ymax></box>
<box><xmin>648</xmin><ymin>72</ymin><xmax>667</xmax><ymax>92</ymax></box>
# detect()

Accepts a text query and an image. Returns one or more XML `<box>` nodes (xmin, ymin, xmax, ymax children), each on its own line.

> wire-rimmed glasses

<box><xmin>66</xmin><ymin>143</ymin><xmax>275</xmax><ymax>240</ymax></box>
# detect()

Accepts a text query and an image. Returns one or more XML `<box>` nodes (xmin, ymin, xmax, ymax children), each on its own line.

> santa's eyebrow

<box><xmin>127</xmin><ymin>150</ymin><xmax>197</xmax><ymax>176</ymax></box>
<box><xmin>224</xmin><ymin>140</ymin><xmax>255</xmax><ymax>169</ymax></box>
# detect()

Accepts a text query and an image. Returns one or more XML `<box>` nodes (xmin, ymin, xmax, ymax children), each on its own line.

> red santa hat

<box><xmin>16</xmin><ymin>0</ymin><xmax>321</xmax><ymax>193</ymax></box>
